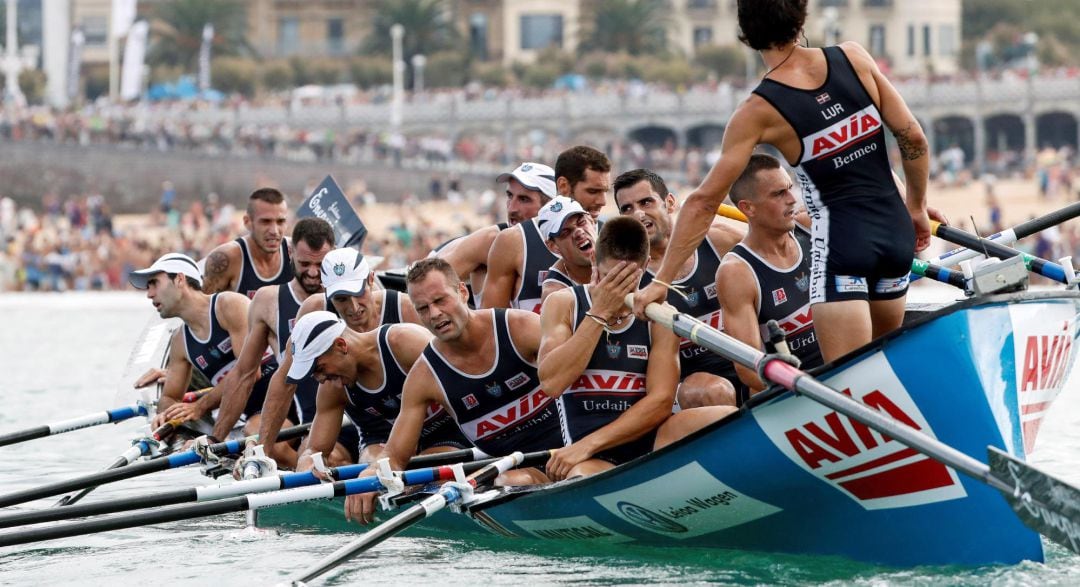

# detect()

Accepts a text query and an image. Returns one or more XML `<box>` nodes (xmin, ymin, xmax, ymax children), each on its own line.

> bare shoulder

<box><xmin>249</xmin><ymin>285</ymin><xmax>278</xmax><ymax>318</ymax></box>
<box><xmin>387</xmin><ymin>322</ymin><xmax>432</xmax><ymax>347</ymax></box>
<box><xmin>215</xmin><ymin>291</ymin><xmax>252</xmax><ymax>324</ymax></box>
<box><xmin>201</xmin><ymin>240</ymin><xmax>241</xmax><ymax>292</ymax></box>
<box><xmin>838</xmin><ymin>41</ymin><xmax>875</xmax><ymax>68</ymax></box>
<box><xmin>707</xmin><ymin>219</ymin><xmax>747</xmax><ymax>253</ymax></box>
<box><xmin>541</xmin><ymin>287</ymin><xmax>575</xmax><ymax>315</ymax></box>
<box><xmin>462</xmin><ymin>224</ymin><xmax>501</xmax><ymax>251</ymax></box>
<box><xmin>505</xmin><ymin>307</ymin><xmax>542</xmax><ymax>331</ymax></box>
<box><xmin>717</xmin><ymin>254</ymin><xmax>757</xmax><ymax>299</ymax></box>
<box><xmin>297</xmin><ymin>293</ymin><xmax>326</xmax><ymax>318</ymax></box>
<box><xmin>490</xmin><ymin>224</ymin><xmax>524</xmax><ymax>252</ymax></box>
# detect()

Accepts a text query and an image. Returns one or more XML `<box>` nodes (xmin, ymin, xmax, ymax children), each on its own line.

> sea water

<box><xmin>0</xmin><ymin>292</ymin><xmax>1078</xmax><ymax>586</ymax></box>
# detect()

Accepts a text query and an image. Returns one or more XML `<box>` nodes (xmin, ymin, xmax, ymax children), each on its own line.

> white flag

<box><xmin>120</xmin><ymin>20</ymin><xmax>149</xmax><ymax>100</ymax></box>
<box><xmin>198</xmin><ymin>23</ymin><xmax>214</xmax><ymax>91</ymax></box>
<box><xmin>111</xmin><ymin>0</ymin><xmax>138</xmax><ymax>39</ymax></box>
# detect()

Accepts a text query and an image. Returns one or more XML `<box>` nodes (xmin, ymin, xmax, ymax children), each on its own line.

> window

<box><xmin>693</xmin><ymin>26</ymin><xmax>713</xmax><ymax>47</ymax></box>
<box><xmin>868</xmin><ymin>25</ymin><xmax>885</xmax><ymax>57</ymax></box>
<box><xmin>922</xmin><ymin>24</ymin><xmax>931</xmax><ymax>57</ymax></box>
<box><xmin>278</xmin><ymin>17</ymin><xmax>299</xmax><ymax>56</ymax></box>
<box><xmin>83</xmin><ymin>16</ymin><xmax>107</xmax><ymax>47</ymax></box>
<box><xmin>327</xmin><ymin>18</ymin><xmax>344</xmax><ymax>55</ymax></box>
<box><xmin>470</xmin><ymin>12</ymin><xmax>488</xmax><ymax>60</ymax></box>
<box><xmin>939</xmin><ymin>24</ymin><xmax>956</xmax><ymax>56</ymax></box>
<box><xmin>819</xmin><ymin>0</ymin><xmax>849</xmax><ymax>6</ymax></box>
<box><xmin>906</xmin><ymin>24</ymin><xmax>915</xmax><ymax>57</ymax></box>
<box><xmin>520</xmin><ymin>14</ymin><xmax>563</xmax><ymax>50</ymax></box>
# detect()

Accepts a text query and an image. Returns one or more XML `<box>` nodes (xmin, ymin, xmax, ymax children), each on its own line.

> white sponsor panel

<box><xmin>594</xmin><ymin>462</ymin><xmax>780</xmax><ymax>539</ymax></box>
<box><xmin>514</xmin><ymin>516</ymin><xmax>632</xmax><ymax>542</ymax></box>
<box><xmin>801</xmin><ymin>104</ymin><xmax>884</xmax><ymax>161</ymax></box>
<box><xmin>755</xmin><ymin>352</ymin><xmax>966</xmax><ymax>510</ymax></box>
<box><xmin>1008</xmin><ymin>303</ymin><xmax>1078</xmax><ymax>454</ymax></box>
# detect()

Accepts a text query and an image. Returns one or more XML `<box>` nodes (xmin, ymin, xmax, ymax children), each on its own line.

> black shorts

<box><xmin>806</xmin><ymin>199</ymin><xmax>914</xmax><ymax>304</ymax></box>
<box><xmin>592</xmin><ymin>432</ymin><xmax>655</xmax><ymax>467</ymax></box>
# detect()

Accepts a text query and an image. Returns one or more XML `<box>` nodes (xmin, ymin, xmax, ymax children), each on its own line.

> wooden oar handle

<box><xmin>624</xmin><ymin>293</ymin><xmax>678</xmax><ymax>329</ymax></box>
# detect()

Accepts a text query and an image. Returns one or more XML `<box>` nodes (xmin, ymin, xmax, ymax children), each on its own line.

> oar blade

<box><xmin>988</xmin><ymin>447</ymin><xmax>1080</xmax><ymax>555</ymax></box>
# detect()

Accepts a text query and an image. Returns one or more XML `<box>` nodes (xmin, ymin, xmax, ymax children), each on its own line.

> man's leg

<box><xmin>654</xmin><ymin>406</ymin><xmax>737</xmax><ymax>450</ymax></box>
<box><xmin>676</xmin><ymin>373</ymin><xmax>736</xmax><ymax>408</ymax></box>
<box><xmin>811</xmin><ymin>299</ymin><xmax>872</xmax><ymax>363</ymax></box>
<box><xmin>869</xmin><ymin>296</ymin><xmax>907</xmax><ymax>339</ymax></box>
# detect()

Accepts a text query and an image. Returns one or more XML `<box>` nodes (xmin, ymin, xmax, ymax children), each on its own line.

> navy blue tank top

<box><xmin>235</xmin><ymin>237</ymin><xmax>293</xmax><ymax>298</ymax></box>
<box><xmin>183</xmin><ymin>294</ymin><xmax>276</xmax><ymax>386</ymax></box>
<box><xmin>542</xmin><ymin>265</ymin><xmax>578</xmax><ymax>290</ymax></box>
<box><xmin>642</xmin><ymin>238</ymin><xmax>732</xmax><ymax>379</ymax></box>
<box><xmin>343</xmin><ymin>324</ymin><xmax>461</xmax><ymax>448</ymax></box>
<box><xmin>276</xmin><ymin>283</ymin><xmax>319</xmax><ymax>423</ymax></box>
<box><xmin>514</xmin><ymin>220</ymin><xmax>558</xmax><ymax>313</ymax></box>
<box><xmin>326</xmin><ymin>289</ymin><xmax>402</xmax><ymax>326</ymax></box>
<box><xmin>558</xmin><ymin>286</ymin><xmax>652</xmax><ymax>444</ymax></box>
<box><xmin>727</xmin><ymin>227</ymin><xmax>824</xmax><ymax>369</ymax></box>
<box><xmin>423</xmin><ymin>309</ymin><xmax>561</xmax><ymax>455</ymax></box>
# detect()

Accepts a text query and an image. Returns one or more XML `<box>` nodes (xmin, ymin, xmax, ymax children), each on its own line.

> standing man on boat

<box><xmin>538</xmin><ymin>217</ymin><xmax>680</xmax><ymax>480</ymax></box>
<box><xmin>286</xmin><ymin>312</ymin><xmax>471</xmax><ymax>483</ymax></box>
<box><xmin>718</xmin><ymin>153</ymin><xmax>824</xmax><ymax>400</ymax></box>
<box><xmin>201</xmin><ymin>188</ymin><xmax>294</xmax><ymax>297</ymax></box>
<box><xmin>349</xmin><ymin>258</ymin><xmax>562</xmax><ymax>524</ymax></box>
<box><xmin>254</xmin><ymin>247</ymin><xmax>421</xmax><ymax>467</ymax></box>
<box><xmin>614</xmin><ymin>169</ymin><xmax>744</xmax><ymax>408</ymax></box>
<box><xmin>435</xmin><ymin>162</ymin><xmax>554</xmax><ymax>307</ymax></box>
<box><xmin>633</xmin><ymin>0</ymin><xmax>932</xmax><ymax>364</ymax></box>
<box><xmin>206</xmin><ymin>218</ymin><xmax>347</xmax><ymax>464</ymax></box>
<box><xmin>536</xmin><ymin>196</ymin><xmax>597</xmax><ymax>304</ymax></box>
<box><xmin>483</xmin><ymin>147</ymin><xmax>611</xmax><ymax>312</ymax></box>
<box><xmin>130</xmin><ymin>253</ymin><xmax>267</xmax><ymax>435</ymax></box>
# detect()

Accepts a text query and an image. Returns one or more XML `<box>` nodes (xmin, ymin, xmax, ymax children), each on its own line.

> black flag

<box><xmin>297</xmin><ymin>175</ymin><xmax>367</xmax><ymax>249</ymax></box>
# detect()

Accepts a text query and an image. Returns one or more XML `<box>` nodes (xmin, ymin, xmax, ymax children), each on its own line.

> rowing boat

<box><xmin>257</xmin><ymin>289</ymin><xmax>1080</xmax><ymax>566</ymax></box>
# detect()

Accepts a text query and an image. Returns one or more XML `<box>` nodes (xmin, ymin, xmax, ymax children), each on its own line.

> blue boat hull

<box><xmin>459</xmin><ymin>292</ymin><xmax>1080</xmax><ymax>566</ymax></box>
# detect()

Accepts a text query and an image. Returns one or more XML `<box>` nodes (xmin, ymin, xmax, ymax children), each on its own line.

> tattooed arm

<box><xmin>200</xmin><ymin>242</ymin><xmax>240</xmax><ymax>294</ymax></box>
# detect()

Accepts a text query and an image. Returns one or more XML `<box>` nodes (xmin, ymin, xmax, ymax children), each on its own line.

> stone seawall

<box><xmin>0</xmin><ymin>141</ymin><xmax>496</xmax><ymax>212</ymax></box>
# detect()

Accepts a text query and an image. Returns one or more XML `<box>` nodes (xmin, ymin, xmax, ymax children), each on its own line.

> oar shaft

<box><xmin>0</xmin><ymin>424</ymin><xmax>311</xmax><ymax>508</ymax></box>
<box><xmin>910</xmin><ymin>259</ymin><xmax>967</xmax><ymax>289</ymax></box>
<box><xmin>932</xmin><ymin>222</ymin><xmax>1068</xmax><ymax>284</ymax></box>
<box><xmin>0</xmin><ymin>405</ymin><xmax>147</xmax><ymax>448</ymax></box>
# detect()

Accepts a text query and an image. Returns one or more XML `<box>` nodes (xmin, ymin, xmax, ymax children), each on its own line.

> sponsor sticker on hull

<box><xmin>1009</xmin><ymin>303</ymin><xmax>1078</xmax><ymax>454</ymax></box>
<box><xmin>755</xmin><ymin>352</ymin><xmax>967</xmax><ymax>510</ymax></box>
<box><xmin>513</xmin><ymin>516</ymin><xmax>632</xmax><ymax>543</ymax></box>
<box><xmin>594</xmin><ymin>462</ymin><xmax>781</xmax><ymax>539</ymax></box>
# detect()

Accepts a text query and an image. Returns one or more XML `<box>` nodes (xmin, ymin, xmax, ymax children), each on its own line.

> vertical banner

<box><xmin>66</xmin><ymin>28</ymin><xmax>85</xmax><ymax>102</ymax></box>
<box><xmin>198</xmin><ymin>23</ymin><xmax>213</xmax><ymax>92</ymax></box>
<box><xmin>111</xmin><ymin>0</ymin><xmax>137</xmax><ymax>38</ymax></box>
<box><xmin>119</xmin><ymin>20</ymin><xmax>148</xmax><ymax>100</ymax></box>
<box><xmin>297</xmin><ymin>176</ymin><xmax>368</xmax><ymax>249</ymax></box>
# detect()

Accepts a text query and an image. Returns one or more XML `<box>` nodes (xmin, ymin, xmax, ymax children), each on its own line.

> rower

<box><xmin>201</xmin><ymin>188</ymin><xmax>293</xmax><ymax>297</ymax></box>
<box><xmin>434</xmin><ymin>162</ymin><xmax>554</xmax><ymax>307</ymax></box>
<box><xmin>483</xmin><ymin>147</ymin><xmax>611</xmax><ymax>312</ymax></box>
<box><xmin>208</xmin><ymin>218</ymin><xmax>345</xmax><ymax>466</ymax></box>
<box><xmin>287</xmin><ymin>312</ymin><xmax>472</xmax><ymax>521</ymax></box>
<box><xmin>129</xmin><ymin>254</ymin><xmax>266</xmax><ymax>436</ymax></box>
<box><xmin>538</xmin><ymin>216</ymin><xmax>680</xmax><ymax>480</ymax></box>
<box><xmin>254</xmin><ymin>247</ymin><xmax>420</xmax><ymax>467</ymax></box>
<box><xmin>717</xmin><ymin>154</ymin><xmax>824</xmax><ymax>399</ymax></box>
<box><xmin>349</xmin><ymin>258</ymin><xmax>563</xmax><ymax>524</ymax></box>
<box><xmin>536</xmin><ymin>196</ymin><xmax>597</xmax><ymax>305</ymax></box>
<box><xmin>613</xmin><ymin>168</ymin><xmax>745</xmax><ymax>408</ymax></box>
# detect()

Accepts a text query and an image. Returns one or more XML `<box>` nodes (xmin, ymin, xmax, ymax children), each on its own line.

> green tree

<box><xmin>580</xmin><ymin>0</ymin><xmax>669</xmax><ymax>56</ymax></box>
<box><xmin>147</xmin><ymin>0</ymin><xmax>251</xmax><ymax>71</ymax></box>
<box><xmin>366</xmin><ymin>0</ymin><xmax>458</xmax><ymax>60</ymax></box>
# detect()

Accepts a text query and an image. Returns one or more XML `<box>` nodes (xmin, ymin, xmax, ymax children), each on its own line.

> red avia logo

<box><xmin>570</xmin><ymin>370</ymin><xmax>646</xmax><ymax>392</ymax></box>
<box><xmin>463</xmin><ymin>388</ymin><xmax>552</xmax><ymax>440</ymax></box>
<box><xmin>775</xmin><ymin>305</ymin><xmax>813</xmax><ymax>335</ymax></box>
<box><xmin>804</xmin><ymin>105</ymin><xmax>883</xmax><ymax>160</ymax></box>
<box><xmin>1019</xmin><ymin>333</ymin><xmax>1072</xmax><ymax>453</ymax></box>
<box><xmin>755</xmin><ymin>352</ymin><xmax>965</xmax><ymax>509</ymax></box>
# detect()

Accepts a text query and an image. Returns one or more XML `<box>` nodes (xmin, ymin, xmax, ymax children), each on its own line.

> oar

<box><xmin>289</xmin><ymin>450</ymin><xmax>548</xmax><ymax>585</ymax></box>
<box><xmin>915</xmin><ymin>201</ymin><xmax>1080</xmax><ymax>279</ymax></box>
<box><xmin>0</xmin><ymin>423</ymin><xmax>312</xmax><ymax>509</ymax></box>
<box><xmin>715</xmin><ymin>204</ymin><xmax>969</xmax><ymax>289</ymax></box>
<box><xmin>632</xmin><ymin>295</ymin><xmax>1080</xmax><ymax>556</ymax></box>
<box><xmin>181</xmin><ymin>387</ymin><xmax>212</xmax><ymax>403</ymax></box>
<box><xmin>0</xmin><ymin>404</ymin><xmax>149</xmax><ymax>448</ymax></box>
<box><xmin>0</xmin><ymin>452</ymin><xmax>512</xmax><ymax>529</ymax></box>
<box><xmin>0</xmin><ymin>451</ymin><xmax>549</xmax><ymax>548</ymax></box>
<box><xmin>930</xmin><ymin>221</ymin><xmax>1070</xmax><ymax>284</ymax></box>
<box><xmin>54</xmin><ymin>419</ymin><xmax>183</xmax><ymax>507</ymax></box>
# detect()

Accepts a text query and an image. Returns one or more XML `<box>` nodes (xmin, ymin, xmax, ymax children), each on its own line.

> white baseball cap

<box><xmin>321</xmin><ymin>247</ymin><xmax>371</xmax><ymax>299</ymax></box>
<box><xmin>535</xmin><ymin>196</ymin><xmax>588</xmax><ymax>239</ymax></box>
<box><xmin>496</xmin><ymin>162</ymin><xmax>557</xmax><ymax>199</ymax></box>
<box><xmin>129</xmin><ymin>253</ymin><xmax>204</xmax><ymax>289</ymax></box>
<box><xmin>286</xmin><ymin>311</ymin><xmax>347</xmax><ymax>383</ymax></box>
